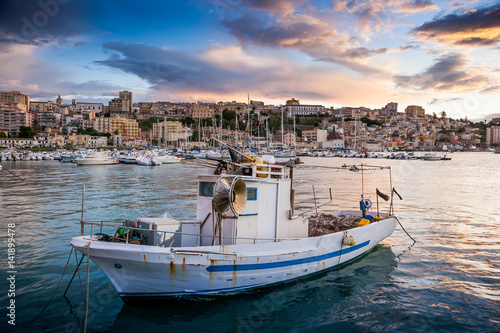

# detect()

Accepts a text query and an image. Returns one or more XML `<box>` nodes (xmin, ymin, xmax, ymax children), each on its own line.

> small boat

<box><xmin>60</xmin><ymin>155</ymin><xmax>77</xmax><ymax>163</ymax></box>
<box><xmin>136</xmin><ymin>153</ymin><xmax>161</xmax><ymax>166</ymax></box>
<box><xmin>420</xmin><ymin>153</ymin><xmax>441</xmax><ymax>161</ymax></box>
<box><xmin>71</xmin><ymin>144</ymin><xmax>400</xmax><ymax>302</ymax></box>
<box><xmin>116</xmin><ymin>152</ymin><xmax>139</xmax><ymax>164</ymax></box>
<box><xmin>156</xmin><ymin>154</ymin><xmax>182</xmax><ymax>164</ymax></box>
<box><xmin>74</xmin><ymin>151</ymin><xmax>118</xmax><ymax>165</ymax></box>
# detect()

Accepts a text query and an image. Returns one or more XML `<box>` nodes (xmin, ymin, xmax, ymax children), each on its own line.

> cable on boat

<box><xmin>0</xmin><ymin>164</ymin><xmax>24</xmax><ymax>181</ymax></box>
<box><xmin>62</xmin><ymin>251</ymin><xmax>86</xmax><ymax>302</ymax></box>
<box><xmin>24</xmin><ymin>247</ymin><xmax>74</xmax><ymax>328</ymax></box>
<box><xmin>395</xmin><ymin>216</ymin><xmax>416</xmax><ymax>244</ymax></box>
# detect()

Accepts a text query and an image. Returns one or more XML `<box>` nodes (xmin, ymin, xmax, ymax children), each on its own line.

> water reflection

<box><xmin>103</xmin><ymin>246</ymin><xmax>397</xmax><ymax>333</ymax></box>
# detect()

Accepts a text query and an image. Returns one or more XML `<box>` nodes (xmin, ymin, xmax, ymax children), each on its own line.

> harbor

<box><xmin>0</xmin><ymin>152</ymin><xmax>498</xmax><ymax>332</ymax></box>
<box><xmin>1</xmin><ymin>1</ymin><xmax>500</xmax><ymax>332</ymax></box>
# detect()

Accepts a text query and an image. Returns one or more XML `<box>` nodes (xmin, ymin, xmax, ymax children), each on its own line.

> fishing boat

<box><xmin>74</xmin><ymin>151</ymin><xmax>118</xmax><ymax>165</ymax></box>
<box><xmin>71</xmin><ymin>146</ymin><xmax>400</xmax><ymax>301</ymax></box>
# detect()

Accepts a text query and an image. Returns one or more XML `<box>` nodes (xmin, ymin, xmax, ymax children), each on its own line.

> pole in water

<box><xmin>81</xmin><ymin>181</ymin><xmax>86</xmax><ymax>236</ymax></box>
<box><xmin>312</xmin><ymin>185</ymin><xmax>318</xmax><ymax>215</ymax></box>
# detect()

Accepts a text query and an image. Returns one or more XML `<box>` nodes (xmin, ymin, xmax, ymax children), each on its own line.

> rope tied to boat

<box><xmin>395</xmin><ymin>216</ymin><xmax>416</xmax><ymax>244</ymax></box>
<box><xmin>23</xmin><ymin>247</ymin><xmax>74</xmax><ymax>328</ymax></box>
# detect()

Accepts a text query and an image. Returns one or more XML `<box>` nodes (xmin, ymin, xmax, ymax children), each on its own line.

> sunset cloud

<box><xmin>94</xmin><ymin>42</ymin><xmax>394</xmax><ymax>106</ymax></box>
<box><xmin>394</xmin><ymin>53</ymin><xmax>491</xmax><ymax>92</ymax></box>
<box><xmin>412</xmin><ymin>5</ymin><xmax>500</xmax><ymax>46</ymax></box>
<box><xmin>221</xmin><ymin>11</ymin><xmax>388</xmax><ymax>75</ymax></box>
<box><xmin>396</xmin><ymin>0</ymin><xmax>439</xmax><ymax>14</ymax></box>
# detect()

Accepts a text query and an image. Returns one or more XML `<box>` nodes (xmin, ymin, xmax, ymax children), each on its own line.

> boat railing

<box><xmin>79</xmin><ymin>219</ymin><xmax>303</xmax><ymax>246</ymax></box>
<box><xmin>246</xmin><ymin>163</ymin><xmax>286</xmax><ymax>179</ymax></box>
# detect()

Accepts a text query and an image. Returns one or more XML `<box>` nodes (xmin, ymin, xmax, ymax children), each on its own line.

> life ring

<box><xmin>363</xmin><ymin>198</ymin><xmax>372</xmax><ymax>210</ymax></box>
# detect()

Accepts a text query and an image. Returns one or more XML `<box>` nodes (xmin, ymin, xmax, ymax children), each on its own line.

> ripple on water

<box><xmin>0</xmin><ymin>155</ymin><xmax>499</xmax><ymax>332</ymax></box>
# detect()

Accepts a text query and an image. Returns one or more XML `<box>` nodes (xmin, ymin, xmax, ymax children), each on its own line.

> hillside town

<box><xmin>1</xmin><ymin>90</ymin><xmax>499</xmax><ymax>151</ymax></box>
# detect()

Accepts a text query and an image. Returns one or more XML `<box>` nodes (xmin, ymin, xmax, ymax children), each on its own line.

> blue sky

<box><xmin>0</xmin><ymin>0</ymin><xmax>499</xmax><ymax>120</ymax></box>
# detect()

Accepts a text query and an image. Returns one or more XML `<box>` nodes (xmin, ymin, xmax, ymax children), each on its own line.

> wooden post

<box><xmin>313</xmin><ymin>185</ymin><xmax>318</xmax><ymax>215</ymax></box>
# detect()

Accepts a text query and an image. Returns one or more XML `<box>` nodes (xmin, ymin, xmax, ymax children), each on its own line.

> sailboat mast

<box><xmin>163</xmin><ymin>116</ymin><xmax>167</xmax><ymax>150</ymax></box>
<box><xmin>281</xmin><ymin>105</ymin><xmax>284</xmax><ymax>149</ymax></box>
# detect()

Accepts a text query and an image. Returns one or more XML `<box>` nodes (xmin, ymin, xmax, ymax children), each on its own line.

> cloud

<box><xmin>0</xmin><ymin>0</ymin><xmax>90</xmax><ymax>47</ymax></box>
<box><xmin>412</xmin><ymin>4</ymin><xmax>500</xmax><ymax>46</ymax></box>
<box><xmin>243</xmin><ymin>0</ymin><xmax>310</xmax><ymax>15</ymax></box>
<box><xmin>481</xmin><ymin>85</ymin><xmax>500</xmax><ymax>93</ymax></box>
<box><xmin>397</xmin><ymin>0</ymin><xmax>439</xmax><ymax>14</ymax></box>
<box><xmin>394</xmin><ymin>53</ymin><xmax>492</xmax><ymax>92</ymax></box>
<box><xmin>93</xmin><ymin>42</ymin><xmax>395</xmax><ymax>105</ymax></box>
<box><xmin>220</xmin><ymin>11</ymin><xmax>388</xmax><ymax>75</ymax></box>
<box><xmin>428</xmin><ymin>97</ymin><xmax>462</xmax><ymax>105</ymax></box>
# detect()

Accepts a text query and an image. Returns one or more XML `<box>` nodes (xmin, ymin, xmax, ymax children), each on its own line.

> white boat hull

<box><xmin>71</xmin><ymin>216</ymin><xmax>396</xmax><ymax>300</ymax></box>
<box><xmin>156</xmin><ymin>155</ymin><xmax>182</xmax><ymax>164</ymax></box>
<box><xmin>75</xmin><ymin>159</ymin><xmax>118</xmax><ymax>165</ymax></box>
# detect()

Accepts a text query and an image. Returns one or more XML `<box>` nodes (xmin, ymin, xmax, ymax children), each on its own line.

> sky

<box><xmin>0</xmin><ymin>0</ymin><xmax>499</xmax><ymax>120</ymax></box>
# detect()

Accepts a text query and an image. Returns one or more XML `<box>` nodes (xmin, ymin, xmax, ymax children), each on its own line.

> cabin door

<box><xmin>257</xmin><ymin>183</ymin><xmax>278</xmax><ymax>243</ymax></box>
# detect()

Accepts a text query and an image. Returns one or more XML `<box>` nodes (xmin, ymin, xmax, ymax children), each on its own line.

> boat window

<box><xmin>199</xmin><ymin>182</ymin><xmax>215</xmax><ymax>197</ymax></box>
<box><xmin>247</xmin><ymin>188</ymin><xmax>257</xmax><ymax>201</ymax></box>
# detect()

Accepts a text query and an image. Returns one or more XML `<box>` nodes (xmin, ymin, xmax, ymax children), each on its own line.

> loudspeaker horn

<box><xmin>213</xmin><ymin>176</ymin><xmax>247</xmax><ymax>216</ymax></box>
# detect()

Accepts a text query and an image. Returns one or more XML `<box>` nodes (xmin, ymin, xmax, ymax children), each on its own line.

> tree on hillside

<box><xmin>18</xmin><ymin>126</ymin><xmax>36</xmax><ymax>138</ymax></box>
<box><xmin>181</xmin><ymin>117</ymin><xmax>194</xmax><ymax>127</ymax></box>
<box><xmin>0</xmin><ymin>131</ymin><xmax>6</xmax><ymax>138</ymax></box>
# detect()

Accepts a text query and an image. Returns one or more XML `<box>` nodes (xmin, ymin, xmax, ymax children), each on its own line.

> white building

<box><xmin>320</xmin><ymin>130</ymin><xmax>344</xmax><ymax>149</ymax></box>
<box><xmin>69</xmin><ymin>101</ymin><xmax>104</xmax><ymax>114</ymax></box>
<box><xmin>286</xmin><ymin>104</ymin><xmax>325</xmax><ymax>117</ymax></box>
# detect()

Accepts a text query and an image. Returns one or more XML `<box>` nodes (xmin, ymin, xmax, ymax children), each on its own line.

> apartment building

<box><xmin>0</xmin><ymin>91</ymin><xmax>30</xmax><ymax>112</ymax></box>
<box><xmin>152</xmin><ymin>121</ymin><xmax>185</xmax><ymax>141</ymax></box>
<box><xmin>0</xmin><ymin>108</ymin><xmax>34</xmax><ymax>135</ymax></box>
<box><xmin>93</xmin><ymin>117</ymin><xmax>140</xmax><ymax>138</ymax></box>
<box><xmin>486</xmin><ymin>126</ymin><xmax>500</xmax><ymax>145</ymax></box>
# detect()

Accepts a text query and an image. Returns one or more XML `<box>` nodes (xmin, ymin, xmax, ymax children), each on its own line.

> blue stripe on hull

<box><xmin>206</xmin><ymin>240</ymin><xmax>371</xmax><ymax>272</ymax></box>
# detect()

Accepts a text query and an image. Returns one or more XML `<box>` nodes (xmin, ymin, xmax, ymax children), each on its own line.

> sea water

<box><xmin>0</xmin><ymin>153</ymin><xmax>498</xmax><ymax>332</ymax></box>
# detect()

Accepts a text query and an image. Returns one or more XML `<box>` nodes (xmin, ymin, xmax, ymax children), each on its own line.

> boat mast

<box><xmin>281</xmin><ymin>105</ymin><xmax>284</xmax><ymax>150</ymax></box>
<box><xmin>342</xmin><ymin>116</ymin><xmax>345</xmax><ymax>149</ymax></box>
<box><xmin>354</xmin><ymin>111</ymin><xmax>358</xmax><ymax>150</ymax></box>
<box><xmin>235</xmin><ymin>112</ymin><xmax>238</xmax><ymax>149</ymax></box>
<box><xmin>163</xmin><ymin>116</ymin><xmax>167</xmax><ymax>150</ymax></box>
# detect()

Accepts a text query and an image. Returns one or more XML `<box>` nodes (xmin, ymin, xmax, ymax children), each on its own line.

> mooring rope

<box><xmin>395</xmin><ymin>216</ymin><xmax>416</xmax><ymax>244</ymax></box>
<box><xmin>24</xmin><ymin>247</ymin><xmax>74</xmax><ymax>327</ymax></box>
<box><xmin>75</xmin><ymin>252</ymin><xmax>87</xmax><ymax>304</ymax></box>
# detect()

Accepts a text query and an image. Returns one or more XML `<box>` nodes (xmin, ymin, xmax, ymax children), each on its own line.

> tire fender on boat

<box><xmin>363</xmin><ymin>198</ymin><xmax>372</xmax><ymax>210</ymax></box>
